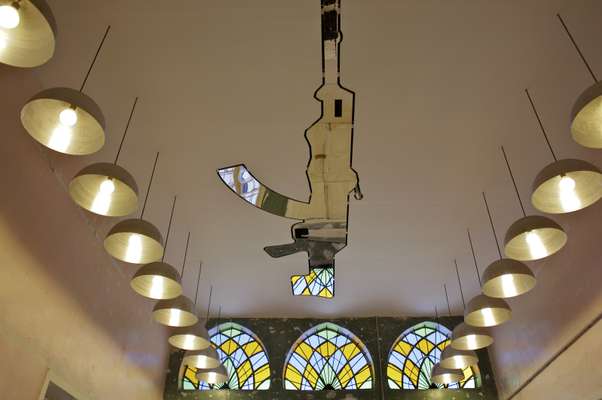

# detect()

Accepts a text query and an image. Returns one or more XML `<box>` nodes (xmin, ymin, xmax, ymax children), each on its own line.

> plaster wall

<box><xmin>0</xmin><ymin>66</ymin><xmax>169</xmax><ymax>400</ymax></box>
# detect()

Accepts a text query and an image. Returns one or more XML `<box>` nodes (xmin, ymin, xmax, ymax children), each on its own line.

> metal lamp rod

<box><xmin>180</xmin><ymin>232</ymin><xmax>191</xmax><ymax>278</ymax></box>
<box><xmin>194</xmin><ymin>262</ymin><xmax>203</xmax><ymax>306</ymax></box>
<box><xmin>140</xmin><ymin>152</ymin><xmax>159</xmax><ymax>219</ymax></box>
<box><xmin>467</xmin><ymin>228</ymin><xmax>482</xmax><ymax>286</ymax></box>
<box><xmin>161</xmin><ymin>196</ymin><xmax>177</xmax><ymax>262</ymax></box>
<box><xmin>114</xmin><ymin>97</ymin><xmax>139</xmax><ymax>165</ymax></box>
<box><xmin>557</xmin><ymin>14</ymin><xmax>598</xmax><ymax>83</ymax></box>
<box><xmin>525</xmin><ymin>89</ymin><xmax>558</xmax><ymax>162</ymax></box>
<box><xmin>501</xmin><ymin>146</ymin><xmax>527</xmax><ymax>217</ymax></box>
<box><xmin>482</xmin><ymin>192</ymin><xmax>502</xmax><ymax>260</ymax></box>
<box><xmin>454</xmin><ymin>259</ymin><xmax>466</xmax><ymax>310</ymax></box>
<box><xmin>80</xmin><ymin>25</ymin><xmax>111</xmax><ymax>92</ymax></box>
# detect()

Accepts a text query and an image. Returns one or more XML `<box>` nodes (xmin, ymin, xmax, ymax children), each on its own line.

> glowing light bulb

<box><xmin>168</xmin><ymin>308</ymin><xmax>182</xmax><ymax>326</ymax></box>
<box><xmin>526</xmin><ymin>231</ymin><xmax>547</xmax><ymax>260</ymax></box>
<box><xmin>99</xmin><ymin>178</ymin><xmax>115</xmax><ymax>194</ymax></box>
<box><xmin>559</xmin><ymin>175</ymin><xmax>576</xmax><ymax>191</ymax></box>
<box><xmin>125</xmin><ymin>234</ymin><xmax>143</xmax><ymax>263</ymax></box>
<box><xmin>0</xmin><ymin>5</ymin><xmax>20</xmax><ymax>29</ymax></box>
<box><xmin>48</xmin><ymin>125</ymin><xmax>72</xmax><ymax>152</ymax></box>
<box><xmin>90</xmin><ymin>179</ymin><xmax>115</xmax><ymax>214</ymax></box>
<box><xmin>500</xmin><ymin>274</ymin><xmax>518</xmax><ymax>298</ymax></box>
<box><xmin>149</xmin><ymin>276</ymin><xmax>164</xmax><ymax>299</ymax></box>
<box><xmin>59</xmin><ymin>108</ymin><xmax>78</xmax><ymax>127</ymax></box>
<box><xmin>558</xmin><ymin>175</ymin><xmax>581</xmax><ymax>212</ymax></box>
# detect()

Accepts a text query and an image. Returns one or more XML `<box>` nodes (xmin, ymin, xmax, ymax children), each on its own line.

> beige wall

<box><xmin>489</xmin><ymin>201</ymin><xmax>602</xmax><ymax>399</ymax></box>
<box><xmin>0</xmin><ymin>67</ymin><xmax>169</xmax><ymax>399</ymax></box>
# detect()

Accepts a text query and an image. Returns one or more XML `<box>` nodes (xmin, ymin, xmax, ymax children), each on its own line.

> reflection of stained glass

<box><xmin>291</xmin><ymin>267</ymin><xmax>334</xmax><ymax>299</ymax></box>
<box><xmin>182</xmin><ymin>323</ymin><xmax>270</xmax><ymax>391</ymax></box>
<box><xmin>284</xmin><ymin>323</ymin><xmax>373</xmax><ymax>391</ymax></box>
<box><xmin>218</xmin><ymin>166</ymin><xmax>263</xmax><ymax>206</ymax></box>
<box><xmin>387</xmin><ymin>322</ymin><xmax>480</xmax><ymax>390</ymax></box>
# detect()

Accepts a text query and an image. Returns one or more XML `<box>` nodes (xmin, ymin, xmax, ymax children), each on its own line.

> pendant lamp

<box><xmin>153</xmin><ymin>233</ymin><xmax>199</xmax><ymax>327</ymax></box>
<box><xmin>168</xmin><ymin>264</ymin><xmax>211</xmax><ymax>350</ymax></box>
<box><xmin>196</xmin><ymin>364</ymin><xmax>228</xmax><ymax>386</ymax></box>
<box><xmin>69</xmin><ymin>98</ymin><xmax>140</xmax><ymax>217</ymax></box>
<box><xmin>183</xmin><ymin>345</ymin><xmax>221</xmax><ymax>370</ymax></box>
<box><xmin>480</xmin><ymin>192</ymin><xmax>536</xmax><ymax>299</ymax></box>
<box><xmin>130</xmin><ymin>196</ymin><xmax>182</xmax><ymax>300</ymax></box>
<box><xmin>0</xmin><ymin>0</ymin><xmax>56</xmax><ymax>67</ymax></box>
<box><xmin>451</xmin><ymin>260</ymin><xmax>493</xmax><ymax>350</ymax></box>
<box><xmin>556</xmin><ymin>14</ymin><xmax>602</xmax><ymax>149</ymax></box>
<box><xmin>500</xmin><ymin>147</ymin><xmax>567</xmax><ymax>261</ymax></box>
<box><xmin>525</xmin><ymin>89</ymin><xmax>602</xmax><ymax>213</ymax></box>
<box><xmin>463</xmin><ymin>226</ymin><xmax>511</xmax><ymax>328</ymax></box>
<box><xmin>104</xmin><ymin>152</ymin><xmax>164</xmax><ymax>264</ymax></box>
<box><xmin>20</xmin><ymin>26</ymin><xmax>109</xmax><ymax>155</ymax></box>
<box><xmin>430</xmin><ymin>363</ymin><xmax>463</xmax><ymax>386</ymax></box>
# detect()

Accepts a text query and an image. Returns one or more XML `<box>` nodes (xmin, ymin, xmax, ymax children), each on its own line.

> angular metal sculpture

<box><xmin>217</xmin><ymin>0</ymin><xmax>362</xmax><ymax>299</ymax></box>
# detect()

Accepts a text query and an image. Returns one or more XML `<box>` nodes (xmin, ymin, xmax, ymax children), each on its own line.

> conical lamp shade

<box><xmin>571</xmin><ymin>81</ymin><xmax>602</xmax><ymax>149</ymax></box>
<box><xmin>130</xmin><ymin>262</ymin><xmax>181</xmax><ymax>300</ymax></box>
<box><xmin>169</xmin><ymin>322</ymin><xmax>211</xmax><ymax>351</ymax></box>
<box><xmin>104</xmin><ymin>219</ymin><xmax>164</xmax><ymax>264</ymax></box>
<box><xmin>430</xmin><ymin>363</ymin><xmax>463</xmax><ymax>386</ymax></box>
<box><xmin>69</xmin><ymin>162</ymin><xmax>138</xmax><ymax>217</ymax></box>
<box><xmin>465</xmin><ymin>294</ymin><xmax>511</xmax><ymax>327</ymax></box>
<box><xmin>504</xmin><ymin>215</ymin><xmax>567</xmax><ymax>261</ymax></box>
<box><xmin>481</xmin><ymin>258</ymin><xmax>536</xmax><ymax>299</ymax></box>
<box><xmin>440</xmin><ymin>347</ymin><xmax>478</xmax><ymax>370</ymax></box>
<box><xmin>0</xmin><ymin>0</ymin><xmax>56</xmax><ymax>67</ymax></box>
<box><xmin>451</xmin><ymin>323</ymin><xmax>493</xmax><ymax>351</ymax></box>
<box><xmin>21</xmin><ymin>87</ymin><xmax>106</xmax><ymax>155</ymax></box>
<box><xmin>196</xmin><ymin>364</ymin><xmax>228</xmax><ymax>385</ymax></box>
<box><xmin>531</xmin><ymin>159</ymin><xmax>602</xmax><ymax>214</ymax></box>
<box><xmin>183</xmin><ymin>346</ymin><xmax>221</xmax><ymax>369</ymax></box>
<box><xmin>153</xmin><ymin>296</ymin><xmax>198</xmax><ymax>327</ymax></box>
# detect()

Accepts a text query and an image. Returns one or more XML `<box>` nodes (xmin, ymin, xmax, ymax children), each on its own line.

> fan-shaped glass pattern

<box><xmin>284</xmin><ymin>322</ymin><xmax>373</xmax><ymax>391</ymax></box>
<box><xmin>291</xmin><ymin>267</ymin><xmax>334</xmax><ymax>298</ymax></box>
<box><xmin>182</xmin><ymin>322</ymin><xmax>270</xmax><ymax>390</ymax></box>
<box><xmin>387</xmin><ymin>321</ymin><xmax>480</xmax><ymax>390</ymax></box>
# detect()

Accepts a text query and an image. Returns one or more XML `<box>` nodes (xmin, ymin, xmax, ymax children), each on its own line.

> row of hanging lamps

<box><xmin>153</xmin><ymin>232</ymin><xmax>198</xmax><ymax>327</ymax></box>
<box><xmin>104</xmin><ymin>152</ymin><xmax>164</xmax><ymax>264</ymax></box>
<box><xmin>557</xmin><ymin>14</ymin><xmax>602</xmax><ymax>149</ymax></box>
<box><xmin>501</xmin><ymin>146</ymin><xmax>567</xmax><ymax>261</ymax></box>
<box><xmin>526</xmin><ymin>89</ymin><xmax>602</xmax><ymax>214</ymax></box>
<box><xmin>20</xmin><ymin>25</ymin><xmax>109</xmax><ymax>155</ymax></box>
<box><xmin>169</xmin><ymin>262</ymin><xmax>211</xmax><ymax>351</ymax></box>
<box><xmin>0</xmin><ymin>0</ymin><xmax>56</xmax><ymax>67</ymax></box>
<box><xmin>430</xmin><ymin>306</ymin><xmax>462</xmax><ymax>387</ymax></box>
<box><xmin>183</xmin><ymin>294</ymin><xmax>221</xmax><ymax>369</ymax></box>
<box><xmin>451</xmin><ymin>260</ymin><xmax>493</xmax><ymax>350</ymax></box>
<box><xmin>480</xmin><ymin>192</ymin><xmax>536</xmax><ymax>299</ymax></box>
<box><xmin>69</xmin><ymin>97</ymin><xmax>140</xmax><ymax>217</ymax></box>
<box><xmin>130</xmin><ymin>195</ymin><xmax>182</xmax><ymax>300</ymax></box>
<box><xmin>464</xmin><ymin>226</ymin><xmax>512</xmax><ymax>328</ymax></box>
<box><xmin>440</xmin><ymin>284</ymin><xmax>478</xmax><ymax>370</ymax></box>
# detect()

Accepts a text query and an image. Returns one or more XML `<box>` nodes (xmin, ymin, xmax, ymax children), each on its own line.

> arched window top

<box><xmin>182</xmin><ymin>322</ymin><xmax>270</xmax><ymax>391</ymax></box>
<box><xmin>284</xmin><ymin>322</ymin><xmax>374</xmax><ymax>391</ymax></box>
<box><xmin>387</xmin><ymin>321</ymin><xmax>480</xmax><ymax>390</ymax></box>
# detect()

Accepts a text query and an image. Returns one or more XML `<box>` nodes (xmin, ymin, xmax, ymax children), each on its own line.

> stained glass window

<box><xmin>182</xmin><ymin>323</ymin><xmax>270</xmax><ymax>391</ymax></box>
<box><xmin>284</xmin><ymin>323</ymin><xmax>373</xmax><ymax>391</ymax></box>
<box><xmin>291</xmin><ymin>267</ymin><xmax>334</xmax><ymax>299</ymax></box>
<box><xmin>387</xmin><ymin>321</ymin><xmax>480</xmax><ymax>390</ymax></box>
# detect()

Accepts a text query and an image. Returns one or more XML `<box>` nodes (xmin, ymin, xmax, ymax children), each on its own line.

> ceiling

<box><xmin>31</xmin><ymin>0</ymin><xmax>602</xmax><ymax>317</ymax></box>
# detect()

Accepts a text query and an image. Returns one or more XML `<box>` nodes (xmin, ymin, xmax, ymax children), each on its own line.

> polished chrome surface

<box><xmin>531</xmin><ymin>159</ymin><xmax>602</xmax><ymax>214</ymax></box>
<box><xmin>0</xmin><ymin>0</ymin><xmax>56</xmax><ymax>67</ymax></box>
<box><xmin>152</xmin><ymin>296</ymin><xmax>197</xmax><ymax>327</ymax></box>
<box><xmin>183</xmin><ymin>346</ymin><xmax>221</xmax><ymax>369</ymax></box>
<box><xmin>169</xmin><ymin>321</ymin><xmax>211</xmax><ymax>351</ymax></box>
<box><xmin>464</xmin><ymin>294</ymin><xmax>512</xmax><ymax>327</ymax></box>
<box><xmin>451</xmin><ymin>323</ymin><xmax>493</xmax><ymax>350</ymax></box>
<box><xmin>195</xmin><ymin>364</ymin><xmax>228</xmax><ymax>385</ymax></box>
<box><xmin>21</xmin><ymin>87</ymin><xmax>106</xmax><ymax>155</ymax></box>
<box><xmin>430</xmin><ymin>363</ymin><xmax>463</xmax><ymax>385</ymax></box>
<box><xmin>481</xmin><ymin>258</ymin><xmax>536</xmax><ymax>299</ymax></box>
<box><xmin>571</xmin><ymin>81</ymin><xmax>602</xmax><ymax>149</ymax></box>
<box><xmin>69</xmin><ymin>162</ymin><xmax>138</xmax><ymax>217</ymax></box>
<box><xmin>504</xmin><ymin>215</ymin><xmax>567</xmax><ymax>261</ymax></box>
<box><xmin>130</xmin><ymin>262</ymin><xmax>181</xmax><ymax>300</ymax></box>
<box><xmin>440</xmin><ymin>346</ymin><xmax>478</xmax><ymax>370</ymax></box>
<box><xmin>104</xmin><ymin>219</ymin><xmax>164</xmax><ymax>264</ymax></box>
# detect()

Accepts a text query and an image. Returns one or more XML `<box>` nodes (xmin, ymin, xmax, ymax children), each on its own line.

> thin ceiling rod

<box><xmin>205</xmin><ymin>285</ymin><xmax>213</xmax><ymax>323</ymax></box>
<box><xmin>467</xmin><ymin>228</ymin><xmax>482</xmax><ymax>286</ymax></box>
<box><xmin>483</xmin><ymin>192</ymin><xmax>502</xmax><ymax>260</ymax></box>
<box><xmin>114</xmin><ymin>97</ymin><xmax>138</xmax><ymax>165</ymax></box>
<box><xmin>140</xmin><ymin>152</ymin><xmax>159</xmax><ymax>219</ymax></box>
<box><xmin>194</xmin><ymin>262</ymin><xmax>202</xmax><ymax>306</ymax></box>
<box><xmin>454</xmin><ymin>260</ymin><xmax>466</xmax><ymax>310</ymax></box>
<box><xmin>80</xmin><ymin>25</ymin><xmax>111</xmax><ymax>92</ymax></box>
<box><xmin>444</xmin><ymin>284</ymin><xmax>452</xmax><ymax>316</ymax></box>
<box><xmin>557</xmin><ymin>14</ymin><xmax>598</xmax><ymax>83</ymax></box>
<box><xmin>525</xmin><ymin>89</ymin><xmax>558</xmax><ymax>162</ymax></box>
<box><xmin>161</xmin><ymin>196</ymin><xmax>177</xmax><ymax>262</ymax></box>
<box><xmin>501</xmin><ymin>146</ymin><xmax>527</xmax><ymax>217</ymax></box>
<box><xmin>180</xmin><ymin>232</ymin><xmax>191</xmax><ymax>278</ymax></box>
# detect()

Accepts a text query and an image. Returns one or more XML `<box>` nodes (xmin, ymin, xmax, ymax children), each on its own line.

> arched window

<box><xmin>283</xmin><ymin>322</ymin><xmax>374</xmax><ymax>391</ymax></box>
<box><xmin>182</xmin><ymin>322</ymin><xmax>271</xmax><ymax>390</ymax></box>
<box><xmin>387</xmin><ymin>321</ymin><xmax>480</xmax><ymax>390</ymax></box>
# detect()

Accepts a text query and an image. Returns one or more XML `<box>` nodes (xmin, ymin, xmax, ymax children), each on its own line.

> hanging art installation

<box><xmin>217</xmin><ymin>0</ymin><xmax>362</xmax><ymax>299</ymax></box>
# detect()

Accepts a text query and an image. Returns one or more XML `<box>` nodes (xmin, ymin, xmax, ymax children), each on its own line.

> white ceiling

<box><xmin>32</xmin><ymin>0</ymin><xmax>602</xmax><ymax>317</ymax></box>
